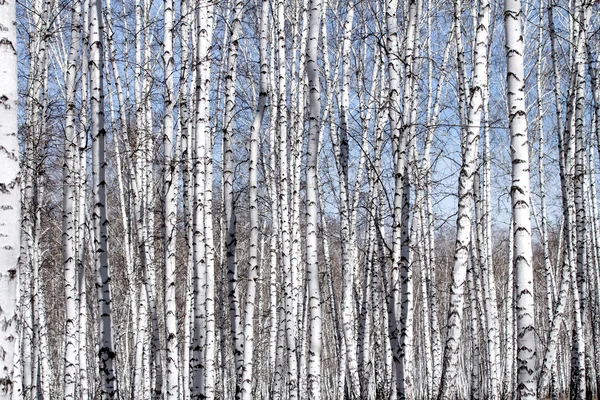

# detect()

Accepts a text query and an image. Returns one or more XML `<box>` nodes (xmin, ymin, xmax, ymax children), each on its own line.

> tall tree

<box><xmin>62</xmin><ymin>0</ymin><xmax>83</xmax><ymax>398</ymax></box>
<box><xmin>0</xmin><ymin>0</ymin><xmax>19</xmax><ymax>395</ymax></box>
<box><xmin>438</xmin><ymin>0</ymin><xmax>490</xmax><ymax>397</ymax></box>
<box><xmin>305</xmin><ymin>0</ymin><xmax>322</xmax><ymax>397</ymax></box>
<box><xmin>162</xmin><ymin>0</ymin><xmax>179</xmax><ymax>395</ymax></box>
<box><xmin>89</xmin><ymin>0</ymin><xmax>117</xmax><ymax>395</ymax></box>
<box><xmin>239</xmin><ymin>0</ymin><xmax>269</xmax><ymax>398</ymax></box>
<box><xmin>222</xmin><ymin>0</ymin><xmax>244</xmax><ymax>393</ymax></box>
<box><xmin>504</xmin><ymin>0</ymin><xmax>536</xmax><ymax>397</ymax></box>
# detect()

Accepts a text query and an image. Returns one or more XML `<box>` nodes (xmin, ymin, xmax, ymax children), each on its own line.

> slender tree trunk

<box><xmin>504</xmin><ymin>0</ymin><xmax>536</xmax><ymax>397</ymax></box>
<box><xmin>0</xmin><ymin>0</ymin><xmax>19</xmax><ymax>394</ymax></box>
<box><xmin>305</xmin><ymin>0</ymin><xmax>322</xmax><ymax>397</ymax></box>
<box><xmin>162</xmin><ymin>0</ymin><xmax>179</xmax><ymax>396</ymax></box>
<box><xmin>78</xmin><ymin>5</ymin><xmax>90</xmax><ymax>396</ymax></box>
<box><xmin>90</xmin><ymin>0</ymin><xmax>117</xmax><ymax>395</ymax></box>
<box><xmin>275</xmin><ymin>0</ymin><xmax>298</xmax><ymax>397</ymax></box>
<box><xmin>62</xmin><ymin>0</ymin><xmax>82</xmax><ymax>397</ymax></box>
<box><xmin>222</xmin><ymin>1</ymin><xmax>244</xmax><ymax>393</ymax></box>
<box><xmin>240</xmin><ymin>1</ymin><xmax>269</xmax><ymax>398</ymax></box>
<box><xmin>438</xmin><ymin>0</ymin><xmax>489</xmax><ymax>397</ymax></box>
<box><xmin>385</xmin><ymin>1</ymin><xmax>406</xmax><ymax>395</ymax></box>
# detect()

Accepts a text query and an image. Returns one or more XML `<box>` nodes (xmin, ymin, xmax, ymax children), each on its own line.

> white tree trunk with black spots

<box><xmin>62</xmin><ymin>0</ymin><xmax>82</xmax><ymax>397</ymax></box>
<box><xmin>438</xmin><ymin>0</ymin><xmax>489</xmax><ymax>397</ymax></box>
<box><xmin>240</xmin><ymin>0</ymin><xmax>268</xmax><ymax>398</ymax></box>
<box><xmin>90</xmin><ymin>0</ymin><xmax>117</xmax><ymax>395</ymax></box>
<box><xmin>305</xmin><ymin>0</ymin><xmax>322</xmax><ymax>397</ymax></box>
<box><xmin>223</xmin><ymin>2</ymin><xmax>244</xmax><ymax>392</ymax></box>
<box><xmin>504</xmin><ymin>0</ymin><xmax>536</xmax><ymax>397</ymax></box>
<box><xmin>162</xmin><ymin>0</ymin><xmax>178</xmax><ymax>396</ymax></box>
<box><xmin>0</xmin><ymin>0</ymin><xmax>19</xmax><ymax>395</ymax></box>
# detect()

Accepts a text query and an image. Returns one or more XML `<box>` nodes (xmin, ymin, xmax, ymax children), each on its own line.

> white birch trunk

<box><xmin>178</xmin><ymin>0</ymin><xmax>192</xmax><ymax>397</ymax></box>
<box><xmin>275</xmin><ymin>0</ymin><xmax>298</xmax><ymax>396</ymax></box>
<box><xmin>191</xmin><ymin>2</ymin><xmax>215</xmax><ymax>398</ymax></box>
<box><xmin>267</xmin><ymin>23</ymin><xmax>280</xmax><ymax>394</ymax></box>
<box><xmin>467</xmin><ymin>249</ymin><xmax>480</xmax><ymax>400</ymax></box>
<box><xmin>191</xmin><ymin>3</ymin><xmax>208</xmax><ymax>394</ymax></box>
<box><xmin>438</xmin><ymin>0</ymin><xmax>489</xmax><ymax>396</ymax></box>
<box><xmin>385</xmin><ymin>1</ymin><xmax>408</xmax><ymax>395</ymax></box>
<box><xmin>162</xmin><ymin>0</ymin><xmax>178</xmax><ymax>396</ymax></box>
<box><xmin>504</xmin><ymin>0</ymin><xmax>536</xmax><ymax>397</ymax></box>
<box><xmin>89</xmin><ymin>0</ymin><xmax>117</xmax><ymax>394</ymax></box>
<box><xmin>77</xmin><ymin>6</ymin><xmax>90</xmax><ymax>396</ymax></box>
<box><xmin>0</xmin><ymin>0</ymin><xmax>19</xmax><ymax>394</ymax></box>
<box><xmin>239</xmin><ymin>1</ymin><xmax>269</xmax><ymax>398</ymax></box>
<box><xmin>289</xmin><ymin>0</ymin><xmax>308</xmax><ymax>333</ymax></box>
<box><xmin>305</xmin><ymin>0</ymin><xmax>322</xmax><ymax>397</ymax></box>
<box><xmin>222</xmin><ymin>2</ymin><xmax>244</xmax><ymax>393</ymax></box>
<box><xmin>337</xmin><ymin>6</ymin><xmax>361</xmax><ymax>398</ymax></box>
<box><xmin>62</xmin><ymin>1</ymin><xmax>82</xmax><ymax>397</ymax></box>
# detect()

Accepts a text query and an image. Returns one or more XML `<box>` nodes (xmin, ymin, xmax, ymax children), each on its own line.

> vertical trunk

<box><xmin>34</xmin><ymin>172</ymin><xmax>50</xmax><ymax>399</ymax></box>
<box><xmin>191</xmin><ymin>2</ymin><xmax>215</xmax><ymax>398</ymax></box>
<box><xmin>504</xmin><ymin>0</ymin><xmax>536</xmax><ymax>397</ymax></box>
<box><xmin>337</xmin><ymin>6</ymin><xmax>361</xmax><ymax>399</ymax></box>
<box><xmin>275</xmin><ymin>0</ymin><xmax>298</xmax><ymax>396</ymax></box>
<box><xmin>0</xmin><ymin>0</ymin><xmax>19</xmax><ymax>394</ymax></box>
<box><xmin>590</xmin><ymin>41</ymin><xmax>600</xmax><ymax>400</ymax></box>
<box><xmin>536</xmin><ymin>0</ymin><xmax>555</xmax><ymax>327</ymax></box>
<box><xmin>21</xmin><ymin>0</ymin><xmax>48</xmax><ymax>394</ymax></box>
<box><xmin>222</xmin><ymin>1</ymin><xmax>244</xmax><ymax>394</ymax></box>
<box><xmin>191</xmin><ymin>3</ymin><xmax>208</xmax><ymax>395</ymax></box>
<box><xmin>290</xmin><ymin>0</ymin><xmax>308</xmax><ymax>336</ymax></box>
<box><xmin>267</xmin><ymin>21</ymin><xmax>281</xmax><ymax>394</ymax></box>
<box><xmin>571</xmin><ymin>4</ymin><xmax>591</xmax><ymax>399</ymax></box>
<box><xmin>162</xmin><ymin>0</ymin><xmax>178</xmax><ymax>396</ymax></box>
<box><xmin>240</xmin><ymin>1</ymin><xmax>269</xmax><ymax>398</ymax></box>
<box><xmin>467</xmin><ymin>247</ymin><xmax>480</xmax><ymax>400</ymax></box>
<box><xmin>305</xmin><ymin>0</ymin><xmax>322</xmax><ymax>397</ymax></box>
<box><xmin>62</xmin><ymin>0</ymin><xmax>82</xmax><ymax>397</ymax></box>
<box><xmin>78</xmin><ymin>4</ymin><xmax>90</xmax><ymax>396</ymax></box>
<box><xmin>90</xmin><ymin>0</ymin><xmax>117</xmax><ymax>395</ymax></box>
<box><xmin>178</xmin><ymin>0</ymin><xmax>192</xmax><ymax>397</ymax></box>
<box><xmin>384</xmin><ymin>1</ymin><xmax>405</xmax><ymax>395</ymax></box>
<box><xmin>398</xmin><ymin>3</ymin><xmax>419</xmax><ymax>397</ymax></box>
<box><xmin>438</xmin><ymin>0</ymin><xmax>489</xmax><ymax>397</ymax></box>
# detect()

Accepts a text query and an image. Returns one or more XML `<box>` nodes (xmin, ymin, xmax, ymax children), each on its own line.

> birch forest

<box><xmin>2</xmin><ymin>0</ymin><xmax>600</xmax><ymax>398</ymax></box>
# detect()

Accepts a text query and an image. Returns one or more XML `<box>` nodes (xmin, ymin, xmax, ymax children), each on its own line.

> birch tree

<box><xmin>222</xmin><ymin>0</ymin><xmax>244</xmax><ymax>393</ymax></box>
<box><xmin>504</xmin><ymin>0</ymin><xmax>536</xmax><ymax>397</ymax></box>
<box><xmin>239</xmin><ymin>0</ymin><xmax>269</xmax><ymax>398</ymax></box>
<box><xmin>89</xmin><ymin>0</ymin><xmax>117</xmax><ymax>395</ymax></box>
<box><xmin>162</xmin><ymin>0</ymin><xmax>178</xmax><ymax>396</ymax></box>
<box><xmin>0</xmin><ymin>0</ymin><xmax>19</xmax><ymax>395</ymax></box>
<box><xmin>438</xmin><ymin>0</ymin><xmax>490</xmax><ymax>397</ymax></box>
<box><xmin>62</xmin><ymin>0</ymin><xmax>82</xmax><ymax>398</ymax></box>
<box><xmin>305</xmin><ymin>0</ymin><xmax>322</xmax><ymax>397</ymax></box>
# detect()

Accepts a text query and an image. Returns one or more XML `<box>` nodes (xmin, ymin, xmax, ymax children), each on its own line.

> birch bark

<box><xmin>239</xmin><ymin>1</ymin><xmax>269</xmax><ymax>398</ymax></box>
<box><xmin>0</xmin><ymin>0</ymin><xmax>19</xmax><ymax>395</ymax></box>
<box><xmin>438</xmin><ymin>0</ymin><xmax>489</xmax><ymax>397</ymax></box>
<box><xmin>275</xmin><ymin>0</ymin><xmax>298</xmax><ymax>396</ymax></box>
<box><xmin>162</xmin><ymin>0</ymin><xmax>179</xmax><ymax>396</ymax></box>
<box><xmin>62</xmin><ymin>1</ymin><xmax>82</xmax><ymax>397</ymax></box>
<box><xmin>305</xmin><ymin>0</ymin><xmax>322</xmax><ymax>397</ymax></box>
<box><xmin>223</xmin><ymin>1</ymin><xmax>244</xmax><ymax>391</ymax></box>
<box><xmin>504</xmin><ymin>0</ymin><xmax>536</xmax><ymax>397</ymax></box>
<box><xmin>90</xmin><ymin>0</ymin><xmax>117</xmax><ymax>394</ymax></box>
<box><xmin>385</xmin><ymin>1</ymin><xmax>405</xmax><ymax>395</ymax></box>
